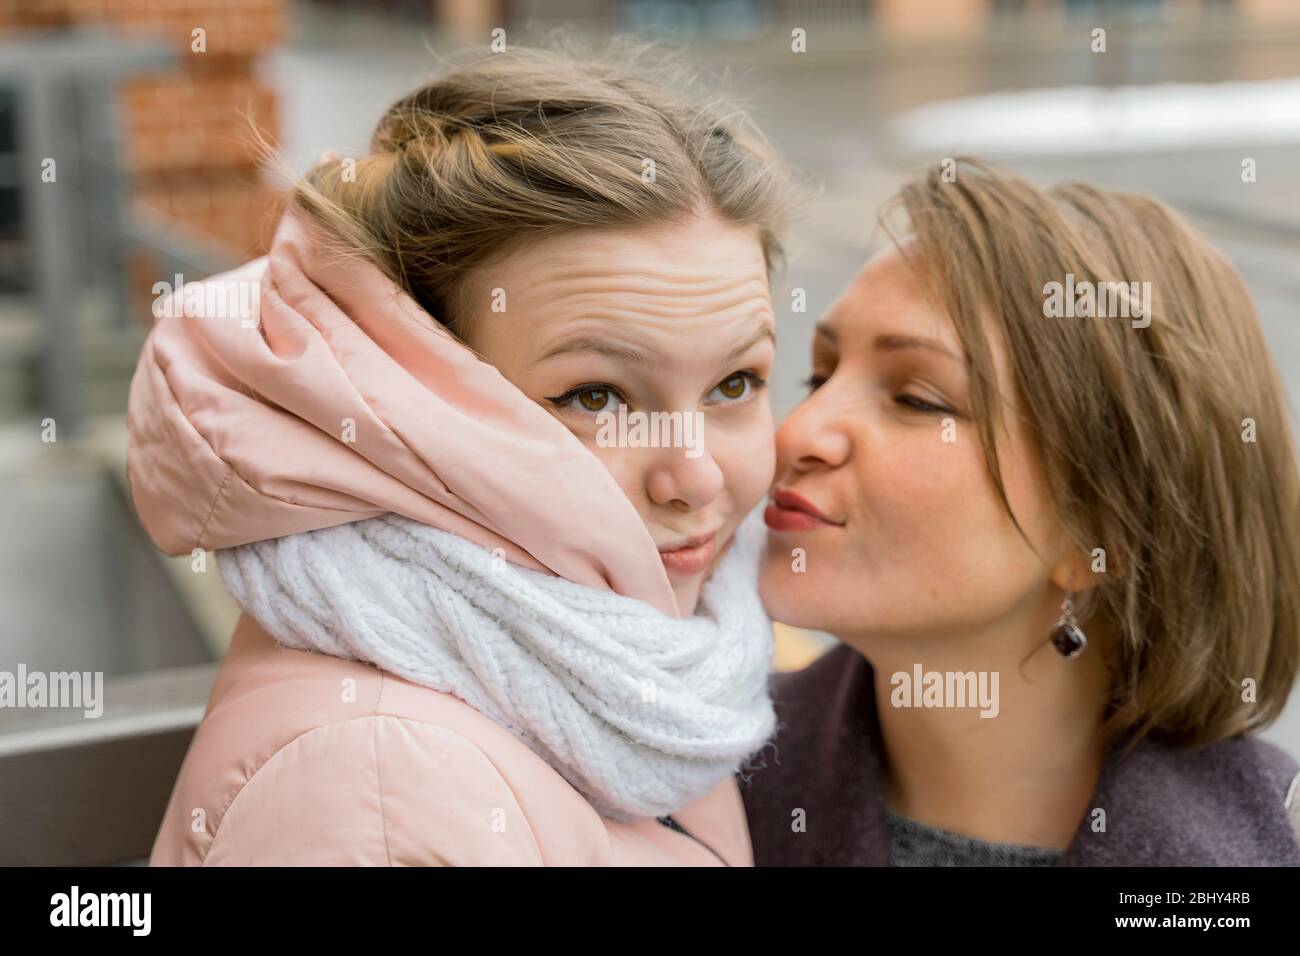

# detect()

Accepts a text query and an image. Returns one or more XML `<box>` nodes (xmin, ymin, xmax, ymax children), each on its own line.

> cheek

<box><xmin>864</xmin><ymin>428</ymin><xmax>1043</xmax><ymax>617</ymax></box>
<box><xmin>869</xmin><ymin>431</ymin><xmax>990</xmax><ymax>573</ymax></box>
<box><xmin>575</xmin><ymin>413</ymin><xmax>776</xmax><ymax>517</ymax></box>
<box><xmin>761</xmin><ymin>423</ymin><xmax>1048</xmax><ymax>635</ymax></box>
<box><xmin>709</xmin><ymin>410</ymin><xmax>776</xmax><ymax>515</ymax></box>
<box><xmin>577</xmin><ymin>439</ymin><xmax>646</xmax><ymax>507</ymax></box>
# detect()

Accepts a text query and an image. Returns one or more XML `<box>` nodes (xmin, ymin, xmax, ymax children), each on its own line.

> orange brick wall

<box><xmin>3</xmin><ymin>0</ymin><xmax>288</xmax><ymax>317</ymax></box>
<box><xmin>67</xmin><ymin>0</ymin><xmax>285</xmax><ymax>56</ymax></box>
<box><xmin>136</xmin><ymin>170</ymin><xmax>286</xmax><ymax>254</ymax></box>
<box><xmin>122</xmin><ymin>72</ymin><xmax>279</xmax><ymax>175</ymax></box>
<box><xmin>98</xmin><ymin>0</ymin><xmax>287</xmax><ymax>260</ymax></box>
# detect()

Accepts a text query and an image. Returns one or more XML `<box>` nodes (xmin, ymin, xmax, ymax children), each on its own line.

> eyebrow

<box><xmin>815</xmin><ymin>324</ymin><xmax>959</xmax><ymax>362</ymax></box>
<box><xmin>540</xmin><ymin>325</ymin><xmax>776</xmax><ymax>368</ymax></box>
<box><xmin>538</xmin><ymin>336</ymin><xmax>660</xmax><ymax>367</ymax></box>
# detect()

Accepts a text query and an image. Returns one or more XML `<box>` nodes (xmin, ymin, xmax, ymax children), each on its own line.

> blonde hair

<box><xmin>885</xmin><ymin>158</ymin><xmax>1300</xmax><ymax>750</ymax></box>
<box><xmin>288</xmin><ymin>42</ymin><xmax>790</xmax><ymax>336</ymax></box>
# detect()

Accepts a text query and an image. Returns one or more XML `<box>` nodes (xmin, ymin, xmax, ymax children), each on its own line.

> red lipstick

<box><xmin>764</xmin><ymin>489</ymin><xmax>841</xmax><ymax>531</ymax></box>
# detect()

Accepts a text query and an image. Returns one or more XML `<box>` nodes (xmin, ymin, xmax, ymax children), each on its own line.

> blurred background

<box><xmin>1</xmin><ymin>0</ymin><xmax>1297</xmax><ymax>864</ymax></box>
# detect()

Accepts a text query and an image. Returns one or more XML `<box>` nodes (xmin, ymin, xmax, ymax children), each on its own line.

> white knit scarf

<box><xmin>216</xmin><ymin>509</ymin><xmax>775</xmax><ymax>822</ymax></box>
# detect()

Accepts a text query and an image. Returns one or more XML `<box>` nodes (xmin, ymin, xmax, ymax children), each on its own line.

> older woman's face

<box><xmin>462</xmin><ymin>210</ymin><xmax>776</xmax><ymax>615</ymax></box>
<box><xmin>760</xmin><ymin>247</ymin><xmax>1065</xmax><ymax>646</ymax></box>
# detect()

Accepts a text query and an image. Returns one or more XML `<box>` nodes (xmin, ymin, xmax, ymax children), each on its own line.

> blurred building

<box><xmin>1</xmin><ymin>0</ymin><xmax>286</xmax><ymax>322</ymax></box>
<box><xmin>303</xmin><ymin>0</ymin><xmax>1300</xmax><ymax>36</ymax></box>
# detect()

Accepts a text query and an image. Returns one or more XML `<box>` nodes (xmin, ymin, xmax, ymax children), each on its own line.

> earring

<box><xmin>1049</xmin><ymin>593</ymin><xmax>1087</xmax><ymax>659</ymax></box>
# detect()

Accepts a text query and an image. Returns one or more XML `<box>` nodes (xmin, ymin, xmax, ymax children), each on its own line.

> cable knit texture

<box><xmin>217</xmin><ymin>509</ymin><xmax>775</xmax><ymax>822</ymax></box>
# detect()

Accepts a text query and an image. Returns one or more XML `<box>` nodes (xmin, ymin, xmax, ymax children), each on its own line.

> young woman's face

<box><xmin>760</xmin><ymin>246</ymin><xmax>1069</xmax><ymax>646</ymax></box>
<box><xmin>461</xmin><ymin>210</ymin><xmax>777</xmax><ymax>615</ymax></box>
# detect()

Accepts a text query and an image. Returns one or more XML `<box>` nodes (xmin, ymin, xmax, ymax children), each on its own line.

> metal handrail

<box><xmin>1</xmin><ymin>28</ymin><xmax>175</xmax><ymax>437</ymax></box>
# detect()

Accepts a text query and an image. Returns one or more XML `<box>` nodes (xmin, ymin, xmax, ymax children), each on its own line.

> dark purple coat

<box><xmin>740</xmin><ymin>644</ymin><xmax>1300</xmax><ymax>866</ymax></box>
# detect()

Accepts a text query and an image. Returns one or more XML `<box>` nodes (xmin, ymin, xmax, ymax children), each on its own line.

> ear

<box><xmin>1048</xmin><ymin>546</ymin><xmax>1104</xmax><ymax>596</ymax></box>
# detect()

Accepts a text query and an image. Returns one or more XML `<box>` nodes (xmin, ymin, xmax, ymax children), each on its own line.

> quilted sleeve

<box><xmin>202</xmin><ymin>715</ymin><xmax>545</xmax><ymax>866</ymax></box>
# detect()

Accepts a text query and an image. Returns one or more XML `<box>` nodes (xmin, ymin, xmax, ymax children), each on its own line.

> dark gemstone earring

<box><xmin>1049</xmin><ymin>593</ymin><xmax>1087</xmax><ymax>659</ymax></box>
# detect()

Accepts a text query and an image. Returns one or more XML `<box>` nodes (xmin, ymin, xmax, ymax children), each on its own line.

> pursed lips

<box><xmin>764</xmin><ymin>488</ymin><xmax>844</xmax><ymax>531</ymax></box>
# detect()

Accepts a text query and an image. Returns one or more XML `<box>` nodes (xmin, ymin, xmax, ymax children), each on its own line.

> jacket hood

<box><xmin>126</xmin><ymin>205</ymin><xmax>679</xmax><ymax>616</ymax></box>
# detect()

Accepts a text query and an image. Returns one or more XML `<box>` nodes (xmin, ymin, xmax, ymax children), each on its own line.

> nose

<box><xmin>776</xmin><ymin>383</ymin><xmax>851</xmax><ymax>476</ymax></box>
<box><xmin>645</xmin><ymin>444</ymin><xmax>725</xmax><ymax>512</ymax></box>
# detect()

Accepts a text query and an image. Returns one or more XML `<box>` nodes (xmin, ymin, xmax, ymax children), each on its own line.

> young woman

<box><xmin>131</xmin><ymin>46</ymin><xmax>790</xmax><ymax>865</ymax></box>
<box><xmin>745</xmin><ymin>159</ymin><xmax>1300</xmax><ymax>866</ymax></box>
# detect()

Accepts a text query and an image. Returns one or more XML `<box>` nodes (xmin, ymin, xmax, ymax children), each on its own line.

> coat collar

<box><xmin>740</xmin><ymin>643</ymin><xmax>1300</xmax><ymax>866</ymax></box>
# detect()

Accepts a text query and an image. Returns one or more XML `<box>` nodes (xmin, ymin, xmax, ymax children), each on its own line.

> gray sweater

<box><xmin>887</xmin><ymin>812</ymin><xmax>1062</xmax><ymax>866</ymax></box>
<box><xmin>740</xmin><ymin>644</ymin><xmax>1300</xmax><ymax>866</ymax></box>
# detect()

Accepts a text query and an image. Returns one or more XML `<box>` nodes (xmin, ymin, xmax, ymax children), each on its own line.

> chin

<box><xmin>758</xmin><ymin>540</ymin><xmax>826</xmax><ymax>630</ymax></box>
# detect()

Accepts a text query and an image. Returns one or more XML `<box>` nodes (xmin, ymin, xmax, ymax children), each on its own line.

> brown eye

<box><xmin>545</xmin><ymin>383</ymin><xmax>625</xmax><ymax>415</ymax></box>
<box><xmin>718</xmin><ymin>375</ymin><xmax>746</xmax><ymax>399</ymax></box>
<box><xmin>707</xmin><ymin>372</ymin><xmax>763</xmax><ymax>405</ymax></box>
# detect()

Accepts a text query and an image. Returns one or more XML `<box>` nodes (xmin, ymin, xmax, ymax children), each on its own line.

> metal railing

<box><xmin>0</xmin><ymin>28</ymin><xmax>239</xmax><ymax>437</ymax></box>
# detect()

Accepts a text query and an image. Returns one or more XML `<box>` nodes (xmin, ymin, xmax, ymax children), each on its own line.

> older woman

<box><xmin>743</xmin><ymin>159</ymin><xmax>1300</xmax><ymax>866</ymax></box>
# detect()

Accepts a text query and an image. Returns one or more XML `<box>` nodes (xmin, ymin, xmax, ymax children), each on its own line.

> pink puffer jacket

<box><xmin>133</xmin><ymin>207</ymin><xmax>758</xmax><ymax>865</ymax></box>
<box><xmin>151</xmin><ymin>616</ymin><xmax>752</xmax><ymax>865</ymax></box>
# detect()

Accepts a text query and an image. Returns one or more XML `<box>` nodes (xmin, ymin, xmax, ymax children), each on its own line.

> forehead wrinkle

<box><xmin>522</xmin><ymin>282</ymin><xmax>774</xmax><ymax>323</ymax></box>
<box><xmin>561</xmin><ymin>297</ymin><xmax>773</xmax><ymax>324</ymax></box>
<box><xmin>526</xmin><ymin>276</ymin><xmax>772</xmax><ymax>314</ymax></box>
<box><xmin>540</xmin><ymin>264</ymin><xmax>767</xmax><ymax>293</ymax></box>
<box><xmin>537</xmin><ymin>309</ymin><xmax>774</xmax><ymax>372</ymax></box>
